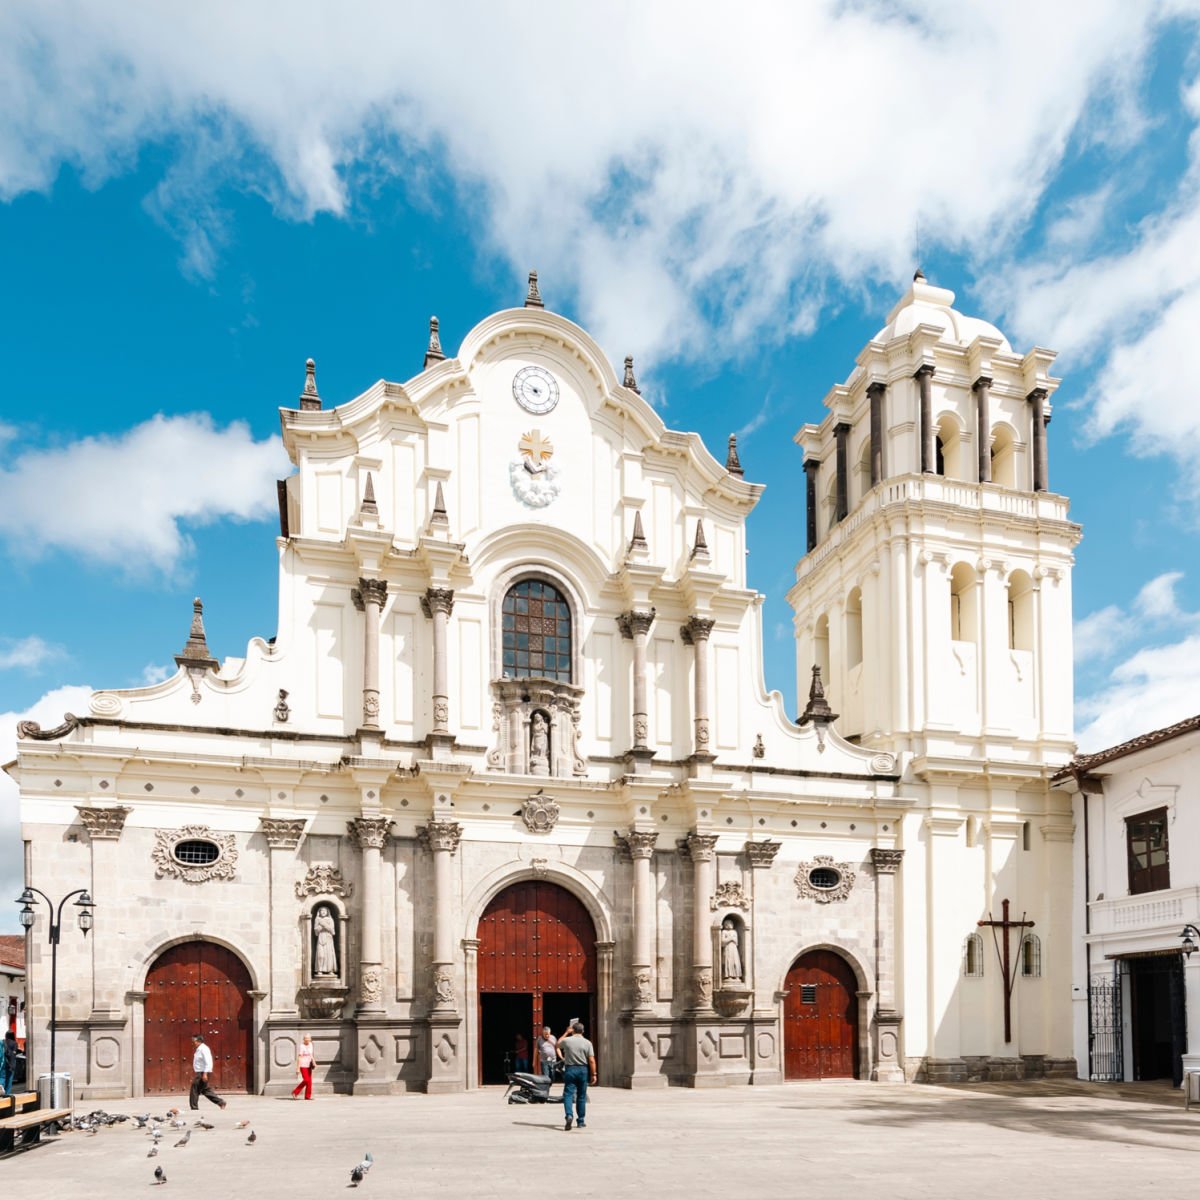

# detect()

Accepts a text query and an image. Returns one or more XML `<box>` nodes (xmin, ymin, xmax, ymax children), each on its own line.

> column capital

<box><xmin>866</xmin><ymin>380</ymin><xmax>887</xmax><ymax>398</ymax></box>
<box><xmin>1026</xmin><ymin>386</ymin><xmax>1048</xmax><ymax>403</ymax></box>
<box><xmin>870</xmin><ymin>847</ymin><xmax>905</xmax><ymax>874</ymax></box>
<box><xmin>686</xmin><ymin>832</ymin><xmax>719</xmax><ymax>862</ymax></box>
<box><xmin>913</xmin><ymin>362</ymin><xmax>935</xmax><ymax>380</ymax></box>
<box><xmin>618</xmin><ymin>608</ymin><xmax>656</xmax><ymax>639</ymax></box>
<box><xmin>626</xmin><ymin>829</ymin><xmax>659</xmax><ymax>859</ymax></box>
<box><xmin>744</xmin><ymin>839</ymin><xmax>782</xmax><ymax>868</ymax></box>
<box><xmin>803</xmin><ymin>457</ymin><xmax>821</xmax><ymax>476</ymax></box>
<box><xmin>357</xmin><ymin>577</ymin><xmax>388</xmax><ymax>607</ymax></box>
<box><xmin>420</xmin><ymin>586</ymin><xmax>455</xmax><ymax>618</ymax></box>
<box><xmin>347</xmin><ymin>815</ymin><xmax>393</xmax><ymax>850</ymax></box>
<box><xmin>422</xmin><ymin>819</ymin><xmax>463</xmax><ymax>855</ymax></box>
<box><xmin>680</xmin><ymin>616</ymin><xmax>716</xmax><ymax>645</ymax></box>
<box><xmin>259</xmin><ymin>817</ymin><xmax>306</xmax><ymax>850</ymax></box>
<box><xmin>972</xmin><ymin>374</ymin><xmax>993</xmax><ymax>392</ymax></box>
<box><xmin>75</xmin><ymin>805</ymin><xmax>132</xmax><ymax>841</ymax></box>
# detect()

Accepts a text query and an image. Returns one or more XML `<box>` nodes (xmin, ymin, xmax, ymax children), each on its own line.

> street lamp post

<box><xmin>1181</xmin><ymin>925</ymin><xmax>1200</xmax><ymax>958</ymax></box>
<box><xmin>15</xmin><ymin>887</ymin><xmax>95</xmax><ymax>1082</ymax></box>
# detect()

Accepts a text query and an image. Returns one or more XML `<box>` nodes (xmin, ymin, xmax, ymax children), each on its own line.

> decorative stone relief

<box><xmin>274</xmin><ymin>689</ymin><xmax>291</xmax><ymax>723</ymax></box>
<box><xmin>870</xmin><ymin>848</ymin><xmax>905</xmax><ymax>874</ymax></box>
<box><xmin>423</xmin><ymin>820</ymin><xmax>463</xmax><ymax>855</ymax></box>
<box><xmin>433</xmin><ymin>967</ymin><xmax>456</xmax><ymax>1006</ymax></box>
<box><xmin>90</xmin><ymin>693</ymin><xmax>123</xmax><ymax>717</ymax></box>
<box><xmin>685</xmin><ymin>832</ymin><xmax>719</xmax><ymax>862</ymax></box>
<box><xmin>710</xmin><ymin>881</ymin><xmax>749</xmax><ymax>911</ymax></box>
<box><xmin>510</xmin><ymin>429</ymin><xmax>561</xmax><ymax>508</ymax></box>
<box><xmin>794</xmin><ymin>854</ymin><xmax>857</xmax><ymax>904</ymax></box>
<box><xmin>693</xmin><ymin>966</ymin><xmax>714</xmax><ymax>1007</ymax></box>
<box><xmin>295</xmin><ymin>864</ymin><xmax>353</xmax><ymax>899</ymax></box>
<box><xmin>870</xmin><ymin>752</ymin><xmax>897</xmax><ymax>774</ymax></box>
<box><xmin>359</xmin><ymin>966</ymin><xmax>382</xmax><ymax>1005</ymax></box>
<box><xmin>744</xmin><ymin>840</ymin><xmax>782</xmax><ymax>869</ymax></box>
<box><xmin>75</xmin><ymin>805</ymin><xmax>132</xmax><ymax>841</ymax></box>
<box><xmin>259</xmin><ymin>817</ymin><xmax>306</xmax><ymax>849</ymax></box>
<box><xmin>627</xmin><ymin>829</ymin><xmax>658</xmax><ymax>859</ymax></box>
<box><xmin>529</xmin><ymin>858</ymin><xmax>550</xmax><ymax>879</ymax></box>
<box><xmin>489</xmin><ymin>678</ymin><xmax>585</xmax><ymax>778</ymax></box>
<box><xmin>348</xmin><ymin>816</ymin><xmax>393</xmax><ymax>850</ymax></box>
<box><xmin>521</xmin><ymin>791</ymin><xmax>560</xmax><ymax>833</ymax></box>
<box><xmin>752</xmin><ymin>733</ymin><xmax>765</xmax><ymax>759</ymax></box>
<box><xmin>17</xmin><ymin>714</ymin><xmax>81</xmax><ymax>741</ymax></box>
<box><xmin>152</xmin><ymin>825</ymin><xmax>237</xmax><ymax>883</ymax></box>
<box><xmin>633</xmin><ymin>967</ymin><xmax>653</xmax><ymax>1008</ymax></box>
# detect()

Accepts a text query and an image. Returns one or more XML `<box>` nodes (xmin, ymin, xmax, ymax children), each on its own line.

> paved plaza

<box><xmin>4</xmin><ymin>1080</ymin><xmax>1197</xmax><ymax>1198</ymax></box>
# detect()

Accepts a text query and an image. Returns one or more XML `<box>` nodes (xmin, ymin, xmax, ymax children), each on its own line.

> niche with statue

<box><xmin>299</xmin><ymin>898</ymin><xmax>350</xmax><ymax>1019</ymax></box>
<box><xmin>711</xmin><ymin>911</ymin><xmax>753</xmax><ymax>1017</ymax></box>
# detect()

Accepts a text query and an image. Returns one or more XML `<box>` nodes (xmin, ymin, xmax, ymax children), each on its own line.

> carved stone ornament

<box><xmin>510</xmin><ymin>428</ymin><xmax>561</xmax><ymax>508</ymax></box>
<box><xmin>710</xmin><ymin>880</ymin><xmax>749</xmax><ymax>911</ymax></box>
<box><xmin>693</xmin><ymin>966</ymin><xmax>714</xmax><ymax>1006</ymax></box>
<box><xmin>420</xmin><ymin>587</ymin><xmax>455</xmax><ymax>618</ymax></box>
<box><xmin>870</xmin><ymin>752</ymin><xmax>897</xmax><ymax>774</ymax></box>
<box><xmin>359</xmin><ymin>966</ymin><xmax>383</xmax><ymax>1005</ymax></box>
<box><xmin>870</xmin><ymin>848</ymin><xmax>905</xmax><ymax>875</ymax></box>
<box><xmin>617</xmin><ymin>609</ymin><xmax>657</xmax><ymax>639</ymax></box>
<box><xmin>744</xmin><ymin>840</ymin><xmax>782</xmax><ymax>869</ymax></box>
<box><xmin>274</xmin><ymin>689</ymin><xmax>291</xmax><ymax>723</ymax></box>
<box><xmin>633</xmin><ymin>967</ymin><xmax>653</xmax><ymax>1007</ymax></box>
<box><xmin>685</xmin><ymin>832</ymin><xmax>719</xmax><ymax>863</ymax></box>
<box><xmin>626</xmin><ymin>829</ymin><xmax>659</xmax><ymax>859</ymax></box>
<box><xmin>259</xmin><ymin>817</ymin><xmax>306</xmax><ymax>849</ymax></box>
<box><xmin>296</xmin><ymin>864</ymin><xmax>354</xmax><ymax>899</ymax></box>
<box><xmin>357</xmin><ymin>577</ymin><xmax>389</xmax><ymax>608</ymax></box>
<box><xmin>433</xmin><ymin>967</ymin><xmax>456</xmax><ymax>1006</ymax></box>
<box><xmin>521</xmin><ymin>790</ymin><xmax>560</xmax><ymax>834</ymax></box>
<box><xmin>794</xmin><ymin>854</ymin><xmax>856</xmax><ymax>904</ymax></box>
<box><xmin>752</xmin><ymin>733</ymin><xmax>765</xmax><ymax>759</ymax></box>
<box><xmin>17</xmin><ymin>714</ymin><xmax>81</xmax><ymax>741</ymax></box>
<box><xmin>529</xmin><ymin>857</ymin><xmax>550</xmax><ymax>879</ymax></box>
<box><xmin>75</xmin><ymin>805</ymin><xmax>132</xmax><ymax>841</ymax></box>
<box><xmin>423</xmin><ymin>820</ymin><xmax>463</xmax><ymax>855</ymax></box>
<box><xmin>152</xmin><ymin>825</ymin><xmax>238</xmax><ymax>884</ymax></box>
<box><xmin>348</xmin><ymin>816</ymin><xmax>393</xmax><ymax>850</ymax></box>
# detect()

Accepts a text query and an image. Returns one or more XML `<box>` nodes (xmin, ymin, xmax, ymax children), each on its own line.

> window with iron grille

<box><xmin>1020</xmin><ymin>933</ymin><xmax>1041</xmax><ymax>978</ymax></box>
<box><xmin>502</xmin><ymin>580</ymin><xmax>572</xmax><ymax>682</ymax></box>
<box><xmin>800</xmin><ymin>984</ymin><xmax>817</xmax><ymax>1004</ymax></box>
<box><xmin>963</xmin><ymin>932</ymin><xmax>984</xmax><ymax>978</ymax></box>
<box><xmin>1126</xmin><ymin>807</ymin><xmax>1169</xmax><ymax>895</ymax></box>
<box><xmin>174</xmin><ymin>839</ymin><xmax>220</xmax><ymax>866</ymax></box>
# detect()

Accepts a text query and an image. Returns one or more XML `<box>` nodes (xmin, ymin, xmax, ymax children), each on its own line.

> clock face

<box><xmin>513</xmin><ymin>365</ymin><xmax>560</xmax><ymax>415</ymax></box>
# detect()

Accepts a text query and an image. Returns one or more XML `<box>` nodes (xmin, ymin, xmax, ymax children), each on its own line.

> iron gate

<box><xmin>1088</xmin><ymin>969</ymin><xmax>1123</xmax><ymax>1082</ymax></box>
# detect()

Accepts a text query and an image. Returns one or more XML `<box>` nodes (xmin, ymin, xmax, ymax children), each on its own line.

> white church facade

<box><xmin>9</xmin><ymin>272</ymin><xmax>1081</xmax><ymax>1098</ymax></box>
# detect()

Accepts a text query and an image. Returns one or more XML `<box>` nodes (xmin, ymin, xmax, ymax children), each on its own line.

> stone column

<box><xmin>1029</xmin><ymin>387</ymin><xmax>1049</xmax><ymax>492</ymax></box>
<box><xmin>973</xmin><ymin>376</ymin><xmax>992</xmax><ymax>484</ymax></box>
<box><xmin>618</xmin><ymin>609</ymin><xmax>656</xmax><ymax>762</ymax></box>
<box><xmin>1182</xmin><ymin>956</ymin><xmax>1200</xmax><ymax>1080</ymax></box>
<box><xmin>687</xmin><ymin>833</ymin><xmax>719</xmax><ymax>1011</ymax></box>
<box><xmin>462</xmin><ymin>938</ymin><xmax>481</xmax><ymax>1088</ymax></box>
<box><xmin>421</xmin><ymin>587</ymin><xmax>455</xmax><ymax>736</ymax></box>
<box><xmin>834</xmin><ymin>421</ymin><xmax>851</xmax><ymax>521</ymax></box>
<box><xmin>681</xmin><ymin>617</ymin><xmax>716</xmax><ymax>760</ymax></box>
<box><xmin>867</xmin><ymin>381</ymin><xmax>886</xmax><ymax>487</ymax></box>
<box><xmin>259</xmin><ymin>818</ymin><xmax>306</xmax><ymax>1017</ymax></box>
<box><xmin>915</xmin><ymin>364</ymin><xmax>935</xmax><ymax>474</ymax></box>
<box><xmin>596</xmin><ymin>941</ymin><xmax>615</xmax><ymax>1086</ymax></box>
<box><xmin>75</xmin><ymin>806</ymin><xmax>131</xmax><ymax>1020</ymax></box>
<box><xmin>424</xmin><ymin>820</ymin><xmax>463</xmax><ymax>1012</ymax></box>
<box><xmin>348</xmin><ymin>816</ymin><xmax>393</xmax><ymax>1013</ymax></box>
<box><xmin>628</xmin><ymin>830</ymin><xmax>659</xmax><ymax>1009</ymax></box>
<box><xmin>353</xmin><ymin>578</ymin><xmax>388</xmax><ymax>729</ymax></box>
<box><xmin>803</xmin><ymin>459</ymin><xmax>819</xmax><ymax>551</ymax></box>
<box><xmin>870</xmin><ymin>848</ymin><xmax>905</xmax><ymax>1082</ymax></box>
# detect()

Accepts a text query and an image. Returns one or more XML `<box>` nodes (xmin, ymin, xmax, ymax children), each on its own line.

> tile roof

<box><xmin>0</xmin><ymin>935</ymin><xmax>26</xmax><ymax>970</ymax></box>
<box><xmin>1053</xmin><ymin>713</ymin><xmax>1200</xmax><ymax>781</ymax></box>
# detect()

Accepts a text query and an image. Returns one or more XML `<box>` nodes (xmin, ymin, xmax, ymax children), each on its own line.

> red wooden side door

<box><xmin>783</xmin><ymin>950</ymin><xmax>859</xmax><ymax>1080</ymax></box>
<box><xmin>144</xmin><ymin>942</ymin><xmax>254</xmax><ymax>1094</ymax></box>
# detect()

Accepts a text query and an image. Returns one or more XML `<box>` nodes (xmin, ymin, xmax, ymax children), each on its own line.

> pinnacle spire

<box><xmin>913</xmin><ymin>267</ymin><xmax>926</xmax><ymax>282</ymax></box>
<box><xmin>361</xmin><ymin>472</ymin><xmax>378</xmax><ymax>517</ymax></box>
<box><xmin>424</xmin><ymin>316</ymin><xmax>445</xmax><ymax>368</ymax></box>
<box><xmin>300</xmin><ymin>358</ymin><xmax>321</xmax><ymax>411</ymax></box>
<box><xmin>429</xmin><ymin>480</ymin><xmax>449</xmax><ymax>528</ymax></box>
<box><xmin>175</xmin><ymin>598</ymin><xmax>218</xmax><ymax>670</ymax></box>
<box><xmin>525</xmin><ymin>270</ymin><xmax>544</xmax><ymax>309</ymax></box>
<box><xmin>798</xmin><ymin>664</ymin><xmax>838</xmax><ymax>727</ymax></box>
<box><xmin>690</xmin><ymin>518</ymin><xmax>710</xmax><ymax>562</ymax></box>
<box><xmin>725</xmin><ymin>434</ymin><xmax>743</xmax><ymax>477</ymax></box>
<box><xmin>623</xmin><ymin>355</ymin><xmax>641</xmax><ymax>394</ymax></box>
<box><xmin>628</xmin><ymin>510</ymin><xmax>648</xmax><ymax>555</ymax></box>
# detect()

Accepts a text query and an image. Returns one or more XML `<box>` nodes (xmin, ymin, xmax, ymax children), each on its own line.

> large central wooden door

<box><xmin>783</xmin><ymin>949</ymin><xmax>859</xmax><ymax>1080</ymax></box>
<box><xmin>144</xmin><ymin>941</ymin><xmax>255</xmax><ymax>1094</ymax></box>
<box><xmin>477</xmin><ymin>881</ymin><xmax>596</xmax><ymax>1083</ymax></box>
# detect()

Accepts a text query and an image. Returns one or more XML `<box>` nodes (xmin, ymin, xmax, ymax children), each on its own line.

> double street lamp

<box><xmin>15</xmin><ymin>887</ymin><xmax>95</xmax><ymax>1081</ymax></box>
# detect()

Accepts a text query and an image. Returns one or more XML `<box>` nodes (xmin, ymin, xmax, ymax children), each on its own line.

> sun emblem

<box><xmin>510</xmin><ymin>428</ymin><xmax>561</xmax><ymax>508</ymax></box>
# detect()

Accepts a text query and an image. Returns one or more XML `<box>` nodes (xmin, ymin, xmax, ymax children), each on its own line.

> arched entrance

<box><xmin>144</xmin><ymin>941</ymin><xmax>254</xmax><ymax>1094</ymax></box>
<box><xmin>783</xmin><ymin>949</ymin><xmax>859</xmax><ymax>1080</ymax></box>
<box><xmin>476</xmin><ymin>880</ymin><xmax>596</xmax><ymax>1084</ymax></box>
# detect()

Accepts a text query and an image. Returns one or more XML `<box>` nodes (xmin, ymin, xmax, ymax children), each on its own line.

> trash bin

<box><xmin>37</xmin><ymin>1072</ymin><xmax>72</xmax><ymax>1110</ymax></box>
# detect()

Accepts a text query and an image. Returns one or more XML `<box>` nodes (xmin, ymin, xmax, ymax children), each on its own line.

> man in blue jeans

<box><xmin>557</xmin><ymin>1020</ymin><xmax>596</xmax><ymax>1131</ymax></box>
<box><xmin>0</xmin><ymin>1031</ymin><xmax>17</xmax><ymax>1097</ymax></box>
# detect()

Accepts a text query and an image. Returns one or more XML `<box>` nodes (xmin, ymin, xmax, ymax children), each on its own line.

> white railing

<box><xmin>1089</xmin><ymin>887</ymin><xmax>1200</xmax><ymax>936</ymax></box>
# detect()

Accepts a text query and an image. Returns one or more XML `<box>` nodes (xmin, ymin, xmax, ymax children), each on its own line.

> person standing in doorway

<box><xmin>537</xmin><ymin>1025</ymin><xmax>558</xmax><ymax>1081</ymax></box>
<box><xmin>513</xmin><ymin>1031</ymin><xmax>530</xmax><ymax>1074</ymax></box>
<box><xmin>291</xmin><ymin>1033</ymin><xmax>316</xmax><ymax>1100</ymax></box>
<box><xmin>558</xmin><ymin>1020</ymin><xmax>596</xmax><ymax>1131</ymax></box>
<box><xmin>188</xmin><ymin>1033</ymin><xmax>227</xmax><ymax>1111</ymax></box>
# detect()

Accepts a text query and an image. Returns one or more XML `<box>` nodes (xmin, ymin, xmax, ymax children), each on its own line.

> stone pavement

<box><xmin>3</xmin><ymin>1079</ymin><xmax>1197</xmax><ymax>1198</ymax></box>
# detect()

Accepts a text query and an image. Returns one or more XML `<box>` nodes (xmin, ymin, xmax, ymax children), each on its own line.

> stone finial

<box><xmin>690</xmin><ymin>519</ymin><xmax>710</xmax><ymax>563</ymax></box>
<box><xmin>360</xmin><ymin>472</ymin><xmax>378</xmax><ymax>518</ymax></box>
<box><xmin>300</xmin><ymin>358</ymin><xmax>322</xmax><ymax>411</ymax></box>
<box><xmin>725</xmin><ymin>434</ymin><xmax>743</xmax><ymax>477</ymax></box>
<box><xmin>798</xmin><ymin>664</ymin><xmax>838</xmax><ymax>727</ymax></box>
<box><xmin>424</xmin><ymin>316</ymin><xmax>446</xmax><ymax>368</ymax></box>
<box><xmin>429</xmin><ymin>480</ymin><xmax>449</xmax><ymax>528</ymax></box>
<box><xmin>627</xmin><ymin>509</ymin><xmax>648</xmax><ymax>555</ymax></box>
<box><xmin>175</xmin><ymin>598</ymin><xmax>218</xmax><ymax>670</ymax></box>
<box><xmin>913</xmin><ymin>267</ymin><xmax>926</xmax><ymax>282</ymax></box>
<box><xmin>623</xmin><ymin>355</ymin><xmax>641</xmax><ymax>394</ymax></box>
<box><xmin>525</xmin><ymin>270</ymin><xmax>544</xmax><ymax>309</ymax></box>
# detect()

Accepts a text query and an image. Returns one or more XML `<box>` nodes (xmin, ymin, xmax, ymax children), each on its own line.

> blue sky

<box><xmin>3</xmin><ymin>3</ymin><xmax>1200</xmax><ymax>923</ymax></box>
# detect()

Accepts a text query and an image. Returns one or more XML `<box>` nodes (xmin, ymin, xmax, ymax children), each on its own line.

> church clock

<box><xmin>512</xmin><ymin>365</ymin><xmax>559</xmax><ymax>414</ymax></box>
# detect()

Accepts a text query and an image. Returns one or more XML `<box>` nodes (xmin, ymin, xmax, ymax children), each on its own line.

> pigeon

<box><xmin>234</xmin><ymin>1119</ymin><xmax>250</xmax><ymax>1129</ymax></box>
<box><xmin>350</xmin><ymin>1167</ymin><xmax>364</xmax><ymax>1187</ymax></box>
<box><xmin>195</xmin><ymin>1119</ymin><xmax>214</xmax><ymax>1130</ymax></box>
<box><xmin>174</xmin><ymin>1130</ymin><xmax>191</xmax><ymax>1148</ymax></box>
<box><xmin>170</xmin><ymin>1118</ymin><xmax>187</xmax><ymax>1129</ymax></box>
<box><xmin>351</xmin><ymin>1151</ymin><xmax>374</xmax><ymax>1186</ymax></box>
<box><xmin>246</xmin><ymin>1129</ymin><xmax>257</xmax><ymax>1145</ymax></box>
<box><xmin>133</xmin><ymin>1115</ymin><xmax>152</xmax><ymax>1129</ymax></box>
<box><xmin>154</xmin><ymin>1165</ymin><xmax>167</xmax><ymax>1185</ymax></box>
<box><xmin>148</xmin><ymin>1146</ymin><xmax>159</xmax><ymax>1158</ymax></box>
<box><xmin>150</xmin><ymin>1129</ymin><xmax>163</xmax><ymax>1141</ymax></box>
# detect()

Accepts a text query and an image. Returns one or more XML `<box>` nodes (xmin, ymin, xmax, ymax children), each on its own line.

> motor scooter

<box><xmin>504</xmin><ymin>1060</ymin><xmax>563</xmax><ymax>1104</ymax></box>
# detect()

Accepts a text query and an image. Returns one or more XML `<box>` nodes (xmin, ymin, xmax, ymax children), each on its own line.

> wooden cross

<box><xmin>977</xmin><ymin>898</ymin><xmax>1034</xmax><ymax>1043</ymax></box>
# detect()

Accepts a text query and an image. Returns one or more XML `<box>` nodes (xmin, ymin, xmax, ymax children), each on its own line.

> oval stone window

<box><xmin>808</xmin><ymin>866</ymin><xmax>841</xmax><ymax>890</ymax></box>
<box><xmin>173</xmin><ymin>839</ymin><xmax>221</xmax><ymax>867</ymax></box>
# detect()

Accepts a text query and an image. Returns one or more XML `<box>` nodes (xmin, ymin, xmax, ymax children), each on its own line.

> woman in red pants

<box><xmin>292</xmin><ymin>1034</ymin><xmax>316</xmax><ymax>1099</ymax></box>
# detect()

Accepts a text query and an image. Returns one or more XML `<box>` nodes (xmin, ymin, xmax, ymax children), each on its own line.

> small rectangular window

<box><xmin>800</xmin><ymin>984</ymin><xmax>817</xmax><ymax>1004</ymax></box>
<box><xmin>1127</xmin><ymin>808</ymin><xmax>1170</xmax><ymax>895</ymax></box>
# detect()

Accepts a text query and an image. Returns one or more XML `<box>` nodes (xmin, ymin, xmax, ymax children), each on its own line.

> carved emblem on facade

<box><xmin>296</xmin><ymin>864</ymin><xmax>353</xmax><ymax>899</ymax></box>
<box><xmin>870</xmin><ymin>752</ymin><xmax>897</xmax><ymax>774</ymax></box>
<box><xmin>633</xmin><ymin>967</ymin><xmax>653</xmax><ymax>1007</ymax></box>
<box><xmin>510</xmin><ymin>428</ymin><xmax>561</xmax><ymax>508</ymax></box>
<box><xmin>274</xmin><ymin>689</ymin><xmax>291</xmax><ymax>723</ymax></box>
<box><xmin>710</xmin><ymin>881</ymin><xmax>749</xmax><ymax>911</ymax></box>
<box><xmin>152</xmin><ymin>824</ymin><xmax>238</xmax><ymax>883</ymax></box>
<box><xmin>529</xmin><ymin>858</ymin><xmax>550</xmax><ymax>879</ymax></box>
<box><xmin>693</xmin><ymin>966</ymin><xmax>714</xmax><ymax>1006</ymax></box>
<box><xmin>433</xmin><ymin>967</ymin><xmax>456</xmax><ymax>1006</ymax></box>
<box><xmin>521</xmin><ymin>790</ymin><xmax>560</xmax><ymax>834</ymax></box>
<box><xmin>360</xmin><ymin>966</ymin><xmax>382</xmax><ymax>1005</ymax></box>
<box><xmin>753</xmin><ymin>733</ymin><xmax>765</xmax><ymax>759</ymax></box>
<box><xmin>75</xmin><ymin>805</ymin><xmax>132</xmax><ymax>841</ymax></box>
<box><xmin>794</xmin><ymin>854</ymin><xmax>856</xmax><ymax>903</ymax></box>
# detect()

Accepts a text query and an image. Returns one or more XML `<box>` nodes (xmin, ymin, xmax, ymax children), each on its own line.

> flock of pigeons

<box><xmin>54</xmin><ymin>1107</ymin><xmax>373</xmax><ymax>1187</ymax></box>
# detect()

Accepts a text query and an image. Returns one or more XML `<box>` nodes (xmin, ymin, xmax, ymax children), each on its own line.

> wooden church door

<box><xmin>783</xmin><ymin>950</ymin><xmax>859</xmax><ymax>1080</ymax></box>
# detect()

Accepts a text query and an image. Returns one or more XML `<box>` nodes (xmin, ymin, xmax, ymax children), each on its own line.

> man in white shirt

<box><xmin>189</xmin><ymin>1033</ymin><xmax>227</xmax><ymax>1111</ymax></box>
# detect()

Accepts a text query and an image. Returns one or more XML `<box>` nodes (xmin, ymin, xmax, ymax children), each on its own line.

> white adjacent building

<box><xmin>8</xmin><ymin>271</ymin><xmax>1081</xmax><ymax>1098</ymax></box>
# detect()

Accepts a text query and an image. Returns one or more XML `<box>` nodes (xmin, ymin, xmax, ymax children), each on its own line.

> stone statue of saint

<box><xmin>314</xmin><ymin>905</ymin><xmax>338</xmax><ymax>976</ymax></box>
<box><xmin>529</xmin><ymin>712</ymin><xmax>550</xmax><ymax>776</ymax></box>
<box><xmin>721</xmin><ymin>917</ymin><xmax>743</xmax><ymax>982</ymax></box>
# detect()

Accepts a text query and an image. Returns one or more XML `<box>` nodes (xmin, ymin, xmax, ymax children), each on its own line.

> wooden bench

<box><xmin>0</xmin><ymin>1092</ymin><xmax>38</xmax><ymax>1117</ymax></box>
<box><xmin>0</xmin><ymin>1106</ymin><xmax>72</xmax><ymax>1153</ymax></box>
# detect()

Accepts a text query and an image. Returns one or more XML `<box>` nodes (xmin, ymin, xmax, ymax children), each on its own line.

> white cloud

<box><xmin>0</xmin><ymin>684</ymin><xmax>95</xmax><ymax>931</ymax></box>
<box><xmin>0</xmin><ymin>414</ymin><xmax>289</xmax><ymax>574</ymax></box>
<box><xmin>0</xmin><ymin>2</ymin><xmax>1174</xmax><ymax>364</ymax></box>
<box><xmin>139</xmin><ymin>662</ymin><xmax>172</xmax><ymax>686</ymax></box>
<box><xmin>1073</xmin><ymin>570</ymin><xmax>1199</xmax><ymax>662</ymax></box>
<box><xmin>1074</xmin><ymin>605</ymin><xmax>1131</xmax><ymax>663</ymax></box>
<box><xmin>0</xmin><ymin>636</ymin><xmax>65</xmax><ymax>672</ymax></box>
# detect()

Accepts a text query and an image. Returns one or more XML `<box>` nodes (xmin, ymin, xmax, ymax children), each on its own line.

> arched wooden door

<box><xmin>783</xmin><ymin>949</ymin><xmax>859</xmax><ymax>1080</ymax></box>
<box><xmin>144</xmin><ymin>941</ymin><xmax>255</xmax><ymax>1094</ymax></box>
<box><xmin>477</xmin><ymin>881</ymin><xmax>596</xmax><ymax>1084</ymax></box>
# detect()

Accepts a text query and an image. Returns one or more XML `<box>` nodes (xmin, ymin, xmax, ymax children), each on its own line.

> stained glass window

<box><xmin>502</xmin><ymin>580</ymin><xmax>572</xmax><ymax>682</ymax></box>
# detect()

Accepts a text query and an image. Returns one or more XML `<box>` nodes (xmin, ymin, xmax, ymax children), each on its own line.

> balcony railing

<box><xmin>1088</xmin><ymin>886</ymin><xmax>1200</xmax><ymax>937</ymax></box>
